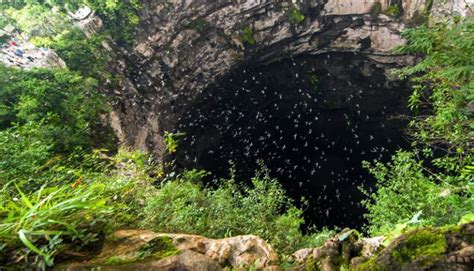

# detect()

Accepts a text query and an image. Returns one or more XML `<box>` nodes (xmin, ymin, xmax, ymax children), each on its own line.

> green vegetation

<box><xmin>0</xmin><ymin>63</ymin><xmax>331</xmax><ymax>267</ymax></box>
<box><xmin>362</xmin><ymin>18</ymin><xmax>474</xmax><ymax>235</ymax></box>
<box><xmin>0</xmin><ymin>66</ymin><xmax>111</xmax><ymax>182</ymax></box>
<box><xmin>104</xmin><ymin>236</ymin><xmax>179</xmax><ymax>265</ymax></box>
<box><xmin>384</xmin><ymin>5</ymin><xmax>402</xmax><ymax>17</ymax></box>
<box><xmin>287</xmin><ymin>6</ymin><xmax>305</xmax><ymax>24</ymax></box>
<box><xmin>188</xmin><ymin>19</ymin><xmax>211</xmax><ymax>33</ymax></box>
<box><xmin>2</xmin><ymin>1</ymin><xmax>141</xmax><ymax>46</ymax></box>
<box><xmin>371</xmin><ymin>2</ymin><xmax>383</xmax><ymax>16</ymax></box>
<box><xmin>305</xmin><ymin>70</ymin><xmax>319</xmax><ymax>92</ymax></box>
<box><xmin>164</xmin><ymin>131</ymin><xmax>186</xmax><ymax>154</ymax></box>
<box><xmin>142</xmin><ymin>168</ymin><xmax>335</xmax><ymax>253</ymax></box>
<box><xmin>391</xmin><ymin>228</ymin><xmax>446</xmax><ymax>265</ymax></box>
<box><xmin>0</xmin><ymin>144</ymin><xmax>333</xmax><ymax>268</ymax></box>
<box><xmin>242</xmin><ymin>26</ymin><xmax>256</xmax><ymax>46</ymax></box>
<box><xmin>0</xmin><ymin>1</ymin><xmax>472</xmax><ymax>270</ymax></box>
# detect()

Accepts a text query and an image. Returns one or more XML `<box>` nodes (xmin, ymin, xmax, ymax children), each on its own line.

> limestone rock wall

<box><xmin>91</xmin><ymin>0</ymin><xmax>453</xmax><ymax>158</ymax></box>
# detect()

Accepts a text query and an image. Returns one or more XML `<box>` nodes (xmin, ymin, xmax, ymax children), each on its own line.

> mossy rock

<box><xmin>103</xmin><ymin>236</ymin><xmax>180</xmax><ymax>265</ymax></box>
<box><xmin>354</xmin><ymin>223</ymin><xmax>474</xmax><ymax>270</ymax></box>
<box><xmin>390</xmin><ymin>228</ymin><xmax>446</xmax><ymax>267</ymax></box>
<box><xmin>383</xmin><ymin>5</ymin><xmax>402</xmax><ymax>18</ymax></box>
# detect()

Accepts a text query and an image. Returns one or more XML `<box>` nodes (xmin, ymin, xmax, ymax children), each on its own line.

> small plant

<box><xmin>164</xmin><ymin>131</ymin><xmax>185</xmax><ymax>153</ymax></box>
<box><xmin>0</xmin><ymin>182</ymin><xmax>113</xmax><ymax>268</ymax></box>
<box><xmin>371</xmin><ymin>2</ymin><xmax>382</xmax><ymax>15</ymax></box>
<box><xmin>242</xmin><ymin>26</ymin><xmax>256</xmax><ymax>46</ymax></box>
<box><xmin>188</xmin><ymin>19</ymin><xmax>211</xmax><ymax>33</ymax></box>
<box><xmin>384</xmin><ymin>5</ymin><xmax>402</xmax><ymax>17</ymax></box>
<box><xmin>287</xmin><ymin>6</ymin><xmax>305</xmax><ymax>24</ymax></box>
<box><xmin>141</xmin><ymin>168</ymin><xmax>333</xmax><ymax>254</ymax></box>
<box><xmin>305</xmin><ymin>70</ymin><xmax>319</xmax><ymax>92</ymax></box>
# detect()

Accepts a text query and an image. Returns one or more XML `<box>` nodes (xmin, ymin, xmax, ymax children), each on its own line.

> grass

<box><xmin>0</xmin><ymin>149</ymin><xmax>335</xmax><ymax>268</ymax></box>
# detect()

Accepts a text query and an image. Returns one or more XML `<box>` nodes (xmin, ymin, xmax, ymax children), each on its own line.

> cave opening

<box><xmin>173</xmin><ymin>52</ymin><xmax>411</xmax><ymax>229</ymax></box>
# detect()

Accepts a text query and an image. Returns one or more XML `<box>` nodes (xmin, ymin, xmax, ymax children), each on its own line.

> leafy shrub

<box><xmin>362</xmin><ymin>151</ymin><xmax>473</xmax><ymax>235</ymax></box>
<box><xmin>0</xmin><ymin>66</ymin><xmax>107</xmax><ymax>150</ymax></box>
<box><xmin>141</xmin><ymin>168</ymin><xmax>330</xmax><ymax>254</ymax></box>
<box><xmin>0</xmin><ymin>148</ymin><xmax>158</xmax><ymax>268</ymax></box>
<box><xmin>47</xmin><ymin>28</ymin><xmax>111</xmax><ymax>81</ymax></box>
<box><xmin>0</xmin><ymin>149</ymin><xmax>333</xmax><ymax>268</ymax></box>
<box><xmin>363</xmin><ymin>18</ymin><xmax>473</xmax><ymax>235</ymax></box>
<box><xmin>395</xmin><ymin>18</ymin><xmax>473</xmax><ymax>172</ymax></box>
<box><xmin>287</xmin><ymin>6</ymin><xmax>305</xmax><ymax>24</ymax></box>
<box><xmin>383</xmin><ymin>5</ymin><xmax>402</xmax><ymax>17</ymax></box>
<box><xmin>0</xmin><ymin>182</ymin><xmax>112</xmax><ymax>268</ymax></box>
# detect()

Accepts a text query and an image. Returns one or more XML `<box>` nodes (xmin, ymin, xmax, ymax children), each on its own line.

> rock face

<box><xmin>55</xmin><ymin>223</ymin><xmax>474</xmax><ymax>270</ymax></box>
<box><xmin>91</xmin><ymin>0</ymin><xmax>435</xmax><ymax>158</ymax></box>
<box><xmin>55</xmin><ymin>230</ymin><xmax>278</xmax><ymax>270</ymax></box>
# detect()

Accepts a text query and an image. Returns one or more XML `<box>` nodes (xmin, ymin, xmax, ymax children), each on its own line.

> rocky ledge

<box><xmin>55</xmin><ymin>222</ymin><xmax>474</xmax><ymax>270</ymax></box>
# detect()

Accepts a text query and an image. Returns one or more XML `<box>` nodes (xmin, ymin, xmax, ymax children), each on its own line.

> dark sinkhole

<box><xmin>173</xmin><ymin>52</ymin><xmax>411</xmax><ymax>229</ymax></box>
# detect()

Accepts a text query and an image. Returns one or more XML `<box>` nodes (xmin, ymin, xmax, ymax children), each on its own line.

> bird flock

<box><xmin>175</xmin><ymin>55</ymin><xmax>406</xmax><ymax>227</ymax></box>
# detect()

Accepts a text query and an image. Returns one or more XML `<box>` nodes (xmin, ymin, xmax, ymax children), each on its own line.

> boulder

<box><xmin>292</xmin><ymin>222</ymin><xmax>474</xmax><ymax>271</ymax></box>
<box><xmin>55</xmin><ymin>230</ymin><xmax>278</xmax><ymax>270</ymax></box>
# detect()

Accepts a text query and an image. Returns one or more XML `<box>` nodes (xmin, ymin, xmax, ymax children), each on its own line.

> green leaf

<box><xmin>458</xmin><ymin>213</ymin><xmax>474</xmax><ymax>224</ymax></box>
<box><xmin>15</xmin><ymin>184</ymin><xmax>33</xmax><ymax>209</ymax></box>
<box><xmin>18</xmin><ymin>229</ymin><xmax>53</xmax><ymax>266</ymax></box>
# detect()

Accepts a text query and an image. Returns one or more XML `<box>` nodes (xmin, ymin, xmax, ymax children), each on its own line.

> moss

<box><xmin>105</xmin><ymin>256</ymin><xmax>131</xmax><ymax>265</ymax></box>
<box><xmin>287</xmin><ymin>6</ymin><xmax>305</xmax><ymax>24</ymax></box>
<box><xmin>305</xmin><ymin>70</ymin><xmax>318</xmax><ymax>92</ymax></box>
<box><xmin>139</xmin><ymin>236</ymin><xmax>180</xmax><ymax>260</ymax></box>
<box><xmin>391</xmin><ymin>228</ymin><xmax>446</xmax><ymax>266</ymax></box>
<box><xmin>188</xmin><ymin>19</ymin><xmax>211</xmax><ymax>33</ymax></box>
<box><xmin>383</xmin><ymin>5</ymin><xmax>401</xmax><ymax>17</ymax></box>
<box><xmin>104</xmin><ymin>236</ymin><xmax>179</xmax><ymax>265</ymax></box>
<box><xmin>304</xmin><ymin>256</ymin><xmax>321</xmax><ymax>271</ymax></box>
<box><xmin>242</xmin><ymin>26</ymin><xmax>256</xmax><ymax>46</ymax></box>
<box><xmin>353</xmin><ymin>227</ymin><xmax>452</xmax><ymax>271</ymax></box>
<box><xmin>371</xmin><ymin>3</ymin><xmax>382</xmax><ymax>16</ymax></box>
<box><xmin>353</xmin><ymin>257</ymin><xmax>383</xmax><ymax>271</ymax></box>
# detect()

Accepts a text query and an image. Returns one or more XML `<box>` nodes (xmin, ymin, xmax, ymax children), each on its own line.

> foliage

<box><xmin>362</xmin><ymin>151</ymin><xmax>473</xmax><ymax>235</ymax></box>
<box><xmin>0</xmin><ymin>147</ymin><xmax>333</xmax><ymax>268</ymax></box>
<box><xmin>0</xmin><ymin>148</ymin><xmax>157</xmax><ymax>268</ymax></box>
<box><xmin>0</xmin><ymin>65</ymin><xmax>107</xmax><ymax>153</ymax></box>
<box><xmin>287</xmin><ymin>6</ymin><xmax>305</xmax><ymax>24</ymax></box>
<box><xmin>3</xmin><ymin>4</ymin><xmax>70</xmax><ymax>38</ymax></box>
<box><xmin>84</xmin><ymin>0</ymin><xmax>142</xmax><ymax>45</ymax></box>
<box><xmin>363</xmin><ymin>18</ymin><xmax>474</xmax><ymax>236</ymax></box>
<box><xmin>371</xmin><ymin>2</ymin><xmax>383</xmax><ymax>15</ymax></box>
<box><xmin>384</xmin><ymin>5</ymin><xmax>402</xmax><ymax>17</ymax></box>
<box><xmin>242</xmin><ymin>26</ymin><xmax>256</xmax><ymax>46</ymax></box>
<box><xmin>395</xmin><ymin>18</ymin><xmax>473</xmax><ymax>172</ymax></box>
<box><xmin>458</xmin><ymin>212</ymin><xmax>474</xmax><ymax>224</ymax></box>
<box><xmin>0</xmin><ymin>181</ymin><xmax>112</xmax><ymax>268</ymax></box>
<box><xmin>141</xmin><ymin>168</ymin><xmax>331</xmax><ymax>254</ymax></box>
<box><xmin>43</xmin><ymin>28</ymin><xmax>111</xmax><ymax>81</ymax></box>
<box><xmin>391</xmin><ymin>228</ymin><xmax>446</xmax><ymax>265</ymax></box>
<box><xmin>164</xmin><ymin>131</ymin><xmax>186</xmax><ymax>154</ymax></box>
